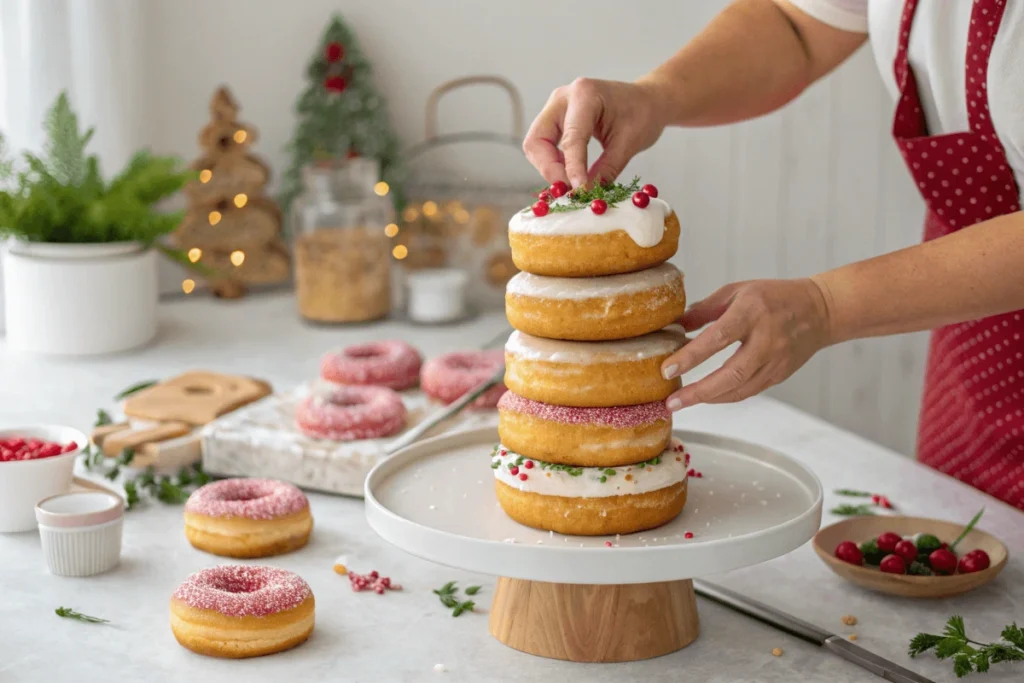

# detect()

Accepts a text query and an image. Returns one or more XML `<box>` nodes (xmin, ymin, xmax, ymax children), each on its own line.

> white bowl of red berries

<box><xmin>0</xmin><ymin>426</ymin><xmax>87</xmax><ymax>532</ymax></box>
<box><xmin>812</xmin><ymin>510</ymin><xmax>1008</xmax><ymax>598</ymax></box>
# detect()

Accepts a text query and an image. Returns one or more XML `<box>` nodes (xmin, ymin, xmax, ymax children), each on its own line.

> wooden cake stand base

<box><xmin>489</xmin><ymin>577</ymin><xmax>700</xmax><ymax>662</ymax></box>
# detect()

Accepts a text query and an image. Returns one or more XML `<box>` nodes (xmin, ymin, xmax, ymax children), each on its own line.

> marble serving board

<box><xmin>200</xmin><ymin>381</ymin><xmax>499</xmax><ymax>497</ymax></box>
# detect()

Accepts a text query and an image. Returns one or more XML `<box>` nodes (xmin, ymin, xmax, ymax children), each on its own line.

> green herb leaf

<box><xmin>155</xmin><ymin>477</ymin><xmax>190</xmax><ymax>504</ymax></box>
<box><xmin>464</xmin><ymin>585</ymin><xmax>481</xmax><ymax>596</ymax></box>
<box><xmin>95</xmin><ymin>409</ymin><xmax>113</xmax><ymax>427</ymax></box>
<box><xmin>833</xmin><ymin>488</ymin><xmax>874</xmax><ymax>497</ymax></box>
<box><xmin>949</xmin><ymin>507</ymin><xmax>985</xmax><ymax>552</ymax></box>
<box><xmin>909</xmin><ymin>632</ymin><xmax>944</xmax><ymax>657</ymax></box>
<box><xmin>123</xmin><ymin>480</ymin><xmax>140</xmax><ymax>510</ymax></box>
<box><xmin>830</xmin><ymin>504</ymin><xmax>875</xmax><ymax>516</ymax></box>
<box><xmin>116</xmin><ymin>447</ymin><xmax>135</xmax><ymax>467</ymax></box>
<box><xmin>910</xmin><ymin>616</ymin><xmax>1024</xmax><ymax>678</ymax></box>
<box><xmin>944</xmin><ymin>616</ymin><xmax>968</xmax><ymax>641</ymax></box>
<box><xmin>953</xmin><ymin>653</ymin><xmax>974</xmax><ymax>678</ymax></box>
<box><xmin>55</xmin><ymin>607</ymin><xmax>108</xmax><ymax>624</ymax></box>
<box><xmin>440</xmin><ymin>595</ymin><xmax>459</xmax><ymax>608</ymax></box>
<box><xmin>907</xmin><ymin>561</ymin><xmax>933</xmax><ymax>576</ymax></box>
<box><xmin>113</xmin><ymin>380</ymin><xmax>157</xmax><ymax>400</ymax></box>
<box><xmin>433</xmin><ymin>581</ymin><xmax>457</xmax><ymax>597</ymax></box>
<box><xmin>1002</xmin><ymin>624</ymin><xmax>1024</xmax><ymax>650</ymax></box>
<box><xmin>452</xmin><ymin>605</ymin><xmax>464</xmax><ymax>617</ymax></box>
<box><xmin>104</xmin><ymin>465</ymin><xmax>120</xmax><ymax>481</ymax></box>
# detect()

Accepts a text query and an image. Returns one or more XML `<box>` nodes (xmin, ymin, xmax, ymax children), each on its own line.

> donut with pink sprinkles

<box><xmin>320</xmin><ymin>340</ymin><xmax>422</xmax><ymax>390</ymax></box>
<box><xmin>420</xmin><ymin>349</ymin><xmax>507</xmax><ymax>409</ymax></box>
<box><xmin>295</xmin><ymin>385</ymin><xmax>407</xmax><ymax>441</ymax></box>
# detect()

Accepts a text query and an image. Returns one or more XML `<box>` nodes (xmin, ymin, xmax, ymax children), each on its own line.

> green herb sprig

<box><xmin>833</xmin><ymin>488</ymin><xmax>874</xmax><ymax>497</ymax></box>
<box><xmin>433</xmin><ymin>581</ymin><xmax>481</xmax><ymax>617</ymax></box>
<box><xmin>55</xmin><ymin>607</ymin><xmax>109</xmax><ymax>624</ymax></box>
<box><xmin>114</xmin><ymin>380</ymin><xmax>158</xmax><ymax>401</ymax></box>
<box><xmin>830</xmin><ymin>503</ymin><xmax>876</xmax><ymax>517</ymax></box>
<box><xmin>909</xmin><ymin>616</ymin><xmax>1024</xmax><ymax>678</ymax></box>
<box><xmin>524</xmin><ymin>176</ymin><xmax>642</xmax><ymax>214</ymax></box>
<box><xmin>949</xmin><ymin>507</ymin><xmax>985</xmax><ymax>553</ymax></box>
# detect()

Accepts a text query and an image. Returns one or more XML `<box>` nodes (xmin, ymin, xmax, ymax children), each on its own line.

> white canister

<box><xmin>36</xmin><ymin>491</ymin><xmax>124</xmax><ymax>577</ymax></box>
<box><xmin>2</xmin><ymin>241</ymin><xmax>158</xmax><ymax>355</ymax></box>
<box><xmin>406</xmin><ymin>268</ymin><xmax>469</xmax><ymax>323</ymax></box>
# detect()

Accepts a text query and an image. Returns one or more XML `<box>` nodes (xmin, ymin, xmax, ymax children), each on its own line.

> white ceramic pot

<box><xmin>0</xmin><ymin>425</ymin><xmax>87</xmax><ymax>533</ymax></box>
<box><xmin>2</xmin><ymin>241</ymin><xmax>158</xmax><ymax>355</ymax></box>
<box><xmin>36</xmin><ymin>491</ymin><xmax>124</xmax><ymax>576</ymax></box>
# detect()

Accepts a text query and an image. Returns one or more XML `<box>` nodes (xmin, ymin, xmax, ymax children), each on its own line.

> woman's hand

<box><xmin>661</xmin><ymin>277</ymin><xmax>834</xmax><ymax>411</ymax></box>
<box><xmin>522</xmin><ymin>77</ymin><xmax>669</xmax><ymax>189</ymax></box>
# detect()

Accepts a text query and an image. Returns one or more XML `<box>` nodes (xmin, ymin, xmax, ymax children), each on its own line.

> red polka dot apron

<box><xmin>893</xmin><ymin>0</ymin><xmax>1024</xmax><ymax>509</ymax></box>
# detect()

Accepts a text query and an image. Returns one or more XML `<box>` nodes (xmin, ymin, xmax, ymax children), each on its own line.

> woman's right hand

<box><xmin>522</xmin><ymin>77</ymin><xmax>670</xmax><ymax>189</ymax></box>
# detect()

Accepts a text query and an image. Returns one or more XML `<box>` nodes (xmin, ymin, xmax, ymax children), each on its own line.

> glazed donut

<box><xmin>497</xmin><ymin>391</ymin><xmax>671</xmax><ymax>467</ymax></box>
<box><xmin>491</xmin><ymin>439</ymin><xmax>689</xmax><ymax>536</ymax></box>
<box><xmin>504</xmin><ymin>330</ymin><xmax>684</xmax><ymax>407</ymax></box>
<box><xmin>420</xmin><ymin>350</ymin><xmax>507</xmax><ymax>409</ymax></box>
<box><xmin>184</xmin><ymin>479</ymin><xmax>313</xmax><ymax>558</ymax></box>
<box><xmin>170</xmin><ymin>565</ymin><xmax>314</xmax><ymax>658</ymax></box>
<box><xmin>320</xmin><ymin>340</ymin><xmax>422</xmax><ymax>390</ymax></box>
<box><xmin>295</xmin><ymin>386</ymin><xmax>406</xmax><ymax>440</ymax></box>
<box><xmin>505</xmin><ymin>263</ymin><xmax>686</xmax><ymax>342</ymax></box>
<box><xmin>508</xmin><ymin>197</ymin><xmax>680</xmax><ymax>277</ymax></box>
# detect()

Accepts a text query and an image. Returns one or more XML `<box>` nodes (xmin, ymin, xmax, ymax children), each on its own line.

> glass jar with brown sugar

<box><xmin>291</xmin><ymin>158</ymin><xmax>392</xmax><ymax>323</ymax></box>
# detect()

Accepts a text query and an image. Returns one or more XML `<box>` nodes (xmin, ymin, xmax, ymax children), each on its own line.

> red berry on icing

<box><xmin>590</xmin><ymin>199</ymin><xmax>607</xmax><ymax>215</ymax></box>
<box><xmin>894</xmin><ymin>539</ymin><xmax>917</xmax><ymax>563</ymax></box>
<box><xmin>538</xmin><ymin>190</ymin><xmax>552</xmax><ymax>202</ymax></box>
<box><xmin>929</xmin><ymin>548</ymin><xmax>958</xmax><ymax>575</ymax></box>
<box><xmin>965</xmin><ymin>549</ymin><xmax>991</xmax><ymax>570</ymax></box>
<box><xmin>879</xmin><ymin>554</ymin><xmax>907</xmax><ymax>574</ymax></box>
<box><xmin>632</xmin><ymin>191</ymin><xmax>650</xmax><ymax>208</ymax></box>
<box><xmin>834</xmin><ymin>541</ymin><xmax>863</xmax><ymax>565</ymax></box>
<box><xmin>524</xmin><ymin>460</ymin><xmax>534</xmax><ymax>469</ymax></box>
<box><xmin>641</xmin><ymin>183</ymin><xmax>659</xmax><ymax>198</ymax></box>
<box><xmin>876</xmin><ymin>532</ymin><xmax>901</xmax><ymax>553</ymax></box>
<box><xmin>550</xmin><ymin>180</ymin><xmax>569</xmax><ymax>198</ymax></box>
<box><xmin>519</xmin><ymin>473</ymin><xmax>528</xmax><ymax>481</ymax></box>
<box><xmin>531</xmin><ymin>200</ymin><xmax>550</xmax><ymax>217</ymax></box>
<box><xmin>509</xmin><ymin>466</ymin><xmax>519</xmax><ymax>475</ymax></box>
<box><xmin>684</xmin><ymin>532</ymin><xmax>694</xmax><ymax>539</ymax></box>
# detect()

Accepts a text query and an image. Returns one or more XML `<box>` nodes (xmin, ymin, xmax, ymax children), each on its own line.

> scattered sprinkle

<box><xmin>429</xmin><ymin>505</ymin><xmax>436</xmax><ymax>510</ymax></box>
<box><xmin>841</xmin><ymin>615</ymin><xmax>858</xmax><ymax>626</ymax></box>
<box><xmin>434</xmin><ymin>663</ymin><xmax>446</xmax><ymax>673</ymax></box>
<box><xmin>604</xmin><ymin>541</ymin><xmax>613</xmax><ymax>547</ymax></box>
<box><xmin>349</xmin><ymin>569</ymin><xmax>401</xmax><ymax>594</ymax></box>
<box><xmin>772</xmin><ymin>648</ymin><xmax>784</xmax><ymax>657</ymax></box>
<box><xmin>503</xmin><ymin>538</ymin><xmax>516</xmax><ymax>544</ymax></box>
<box><xmin>848</xmin><ymin>634</ymin><xmax>858</xmax><ymax>641</ymax></box>
<box><xmin>684</xmin><ymin>532</ymin><xmax>694</xmax><ymax>539</ymax></box>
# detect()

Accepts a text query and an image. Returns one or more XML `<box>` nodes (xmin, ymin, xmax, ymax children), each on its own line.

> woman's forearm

<box><xmin>814</xmin><ymin>211</ymin><xmax>1024</xmax><ymax>343</ymax></box>
<box><xmin>637</xmin><ymin>0</ymin><xmax>866</xmax><ymax>128</ymax></box>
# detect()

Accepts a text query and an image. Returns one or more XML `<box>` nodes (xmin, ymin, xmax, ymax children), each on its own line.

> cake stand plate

<box><xmin>365</xmin><ymin>427</ymin><xmax>822</xmax><ymax>662</ymax></box>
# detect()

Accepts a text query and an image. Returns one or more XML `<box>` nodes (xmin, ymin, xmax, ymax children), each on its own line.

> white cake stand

<box><xmin>365</xmin><ymin>427</ymin><xmax>822</xmax><ymax>662</ymax></box>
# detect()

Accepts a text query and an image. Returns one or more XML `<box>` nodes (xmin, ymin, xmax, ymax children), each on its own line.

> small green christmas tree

<box><xmin>280</xmin><ymin>15</ymin><xmax>404</xmax><ymax>214</ymax></box>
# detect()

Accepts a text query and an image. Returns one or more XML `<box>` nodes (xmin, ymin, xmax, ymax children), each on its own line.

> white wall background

<box><xmin>0</xmin><ymin>0</ymin><xmax>930</xmax><ymax>455</ymax></box>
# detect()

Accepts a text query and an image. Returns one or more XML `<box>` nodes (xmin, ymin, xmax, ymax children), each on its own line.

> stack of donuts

<box><xmin>495</xmin><ymin>178</ymin><xmax>690</xmax><ymax>536</ymax></box>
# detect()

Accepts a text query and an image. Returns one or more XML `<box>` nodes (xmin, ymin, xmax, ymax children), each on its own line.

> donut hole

<box><xmin>217</xmin><ymin>481</ymin><xmax>274</xmax><ymax>502</ymax></box>
<box><xmin>208</xmin><ymin>573</ymin><xmax>266</xmax><ymax>594</ymax></box>
<box><xmin>325</xmin><ymin>392</ymin><xmax>366</xmax><ymax>407</ymax></box>
<box><xmin>344</xmin><ymin>345</ymin><xmax>385</xmax><ymax>359</ymax></box>
<box><xmin>448</xmin><ymin>356</ymin><xmax>493</xmax><ymax>371</ymax></box>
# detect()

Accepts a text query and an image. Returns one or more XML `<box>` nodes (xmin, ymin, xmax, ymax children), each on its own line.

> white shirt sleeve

<box><xmin>778</xmin><ymin>0</ymin><xmax>869</xmax><ymax>33</ymax></box>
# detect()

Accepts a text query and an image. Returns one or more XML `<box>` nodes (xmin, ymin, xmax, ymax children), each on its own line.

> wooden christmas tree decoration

<box><xmin>175</xmin><ymin>87</ymin><xmax>290</xmax><ymax>298</ymax></box>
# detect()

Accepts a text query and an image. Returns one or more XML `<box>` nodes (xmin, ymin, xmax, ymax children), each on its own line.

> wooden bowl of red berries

<box><xmin>812</xmin><ymin>508</ymin><xmax>1008</xmax><ymax>598</ymax></box>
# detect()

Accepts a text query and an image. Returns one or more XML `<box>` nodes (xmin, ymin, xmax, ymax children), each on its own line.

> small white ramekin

<box><xmin>35</xmin><ymin>491</ymin><xmax>124</xmax><ymax>577</ymax></box>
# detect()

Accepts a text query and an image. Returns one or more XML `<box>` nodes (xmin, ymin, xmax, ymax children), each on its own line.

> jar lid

<box><xmin>35</xmin><ymin>491</ymin><xmax>124</xmax><ymax>528</ymax></box>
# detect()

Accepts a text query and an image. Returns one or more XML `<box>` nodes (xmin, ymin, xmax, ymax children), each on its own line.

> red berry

<box><xmin>684</xmin><ymin>532</ymin><xmax>694</xmax><ymax>539</ymax></box>
<box><xmin>894</xmin><ymin>539</ymin><xmax>918</xmax><ymax>563</ymax></box>
<box><xmin>687</xmin><ymin>469</ymin><xmax>695</xmax><ymax>477</ymax></box>
<box><xmin>929</xmin><ymin>548</ymin><xmax>958</xmax><ymax>575</ymax></box>
<box><xmin>380</xmin><ymin>577</ymin><xmax>391</xmax><ymax>588</ymax></box>
<box><xmin>879</xmin><ymin>496</ymin><xmax>893</xmax><ymax>509</ymax></box>
<box><xmin>641</xmin><ymin>183</ymin><xmax>659</xmax><ymax>198</ymax></box>
<box><xmin>509</xmin><ymin>466</ymin><xmax>519</xmax><ymax>475</ymax></box>
<box><xmin>518</xmin><ymin>473</ymin><xmax>528</xmax><ymax>481</ymax></box>
<box><xmin>879</xmin><ymin>554</ymin><xmax>907</xmax><ymax>574</ymax></box>
<box><xmin>876</xmin><ymin>532</ymin><xmax>902</xmax><ymax>553</ymax></box>
<box><xmin>695</xmin><ymin>471</ymin><xmax>703</xmax><ymax>478</ymax></box>
<box><xmin>6</xmin><ymin>438</ymin><xmax>24</xmax><ymax>450</ymax></box>
<box><xmin>531</xmin><ymin>200</ymin><xmax>550</xmax><ymax>217</ymax></box>
<box><xmin>632</xmin><ymin>191</ymin><xmax>650</xmax><ymax>208</ymax></box>
<box><xmin>524</xmin><ymin>460</ymin><xmax>534</xmax><ymax>469</ymax></box>
<box><xmin>964</xmin><ymin>549</ymin><xmax>990</xmax><ymax>570</ymax></box>
<box><xmin>604</xmin><ymin>541</ymin><xmax>613</xmax><ymax>547</ymax></box>
<box><xmin>834</xmin><ymin>541</ymin><xmax>863</xmax><ymax>565</ymax></box>
<box><xmin>871</xmin><ymin>494</ymin><xmax>880</xmax><ymax>503</ymax></box>
<box><xmin>538</xmin><ymin>190</ymin><xmax>552</xmax><ymax>202</ymax></box>
<box><xmin>940</xmin><ymin>542</ymin><xmax>949</xmax><ymax>549</ymax></box>
<box><xmin>369</xmin><ymin>570</ymin><xmax>379</xmax><ymax>579</ymax></box>
<box><xmin>590</xmin><ymin>199</ymin><xmax>607</xmax><ymax>215</ymax></box>
<box><xmin>550</xmin><ymin>180</ymin><xmax>569</xmax><ymax>198</ymax></box>
<box><xmin>61</xmin><ymin>441</ymin><xmax>78</xmax><ymax>454</ymax></box>
<box><xmin>958</xmin><ymin>555</ymin><xmax>984</xmax><ymax>574</ymax></box>
<box><xmin>38</xmin><ymin>444</ymin><xmax>61</xmax><ymax>458</ymax></box>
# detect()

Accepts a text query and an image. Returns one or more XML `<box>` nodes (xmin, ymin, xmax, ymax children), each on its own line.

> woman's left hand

<box><xmin>661</xmin><ymin>278</ymin><xmax>834</xmax><ymax>411</ymax></box>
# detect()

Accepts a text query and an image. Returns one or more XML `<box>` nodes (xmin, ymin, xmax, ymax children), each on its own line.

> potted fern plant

<box><xmin>0</xmin><ymin>93</ymin><xmax>194</xmax><ymax>355</ymax></box>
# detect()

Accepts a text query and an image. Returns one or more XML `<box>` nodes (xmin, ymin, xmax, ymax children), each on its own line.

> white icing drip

<box><xmin>506</xmin><ymin>263</ymin><xmax>682</xmax><ymax>301</ymax></box>
<box><xmin>505</xmin><ymin>329</ymin><xmax>685</xmax><ymax>364</ymax></box>
<box><xmin>492</xmin><ymin>439</ymin><xmax>688</xmax><ymax>498</ymax></box>
<box><xmin>509</xmin><ymin>196</ymin><xmax>672</xmax><ymax>248</ymax></box>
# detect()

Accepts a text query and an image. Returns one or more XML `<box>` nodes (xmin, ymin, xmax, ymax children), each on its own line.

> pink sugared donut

<box><xmin>320</xmin><ymin>340</ymin><xmax>422</xmax><ymax>390</ymax></box>
<box><xmin>184</xmin><ymin>479</ymin><xmax>313</xmax><ymax>558</ymax></box>
<box><xmin>420</xmin><ymin>349</ymin><xmax>507</xmax><ymax>409</ymax></box>
<box><xmin>497</xmin><ymin>390</ymin><xmax>672</xmax><ymax>467</ymax></box>
<box><xmin>295</xmin><ymin>386</ymin><xmax>406</xmax><ymax>441</ymax></box>
<box><xmin>170</xmin><ymin>565</ymin><xmax>315</xmax><ymax>658</ymax></box>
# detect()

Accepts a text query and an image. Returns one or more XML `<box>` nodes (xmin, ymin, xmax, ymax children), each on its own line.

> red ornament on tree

<box><xmin>325</xmin><ymin>42</ymin><xmax>345</xmax><ymax>63</ymax></box>
<box><xmin>346</xmin><ymin>149</ymin><xmax>360</xmax><ymax>159</ymax></box>
<box><xmin>324</xmin><ymin>76</ymin><xmax>347</xmax><ymax>93</ymax></box>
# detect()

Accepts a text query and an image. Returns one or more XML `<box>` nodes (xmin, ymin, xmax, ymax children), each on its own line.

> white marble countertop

<box><xmin>1</xmin><ymin>293</ymin><xmax>1021</xmax><ymax>683</ymax></box>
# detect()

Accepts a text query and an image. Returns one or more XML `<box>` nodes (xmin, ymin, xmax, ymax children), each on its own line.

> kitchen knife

<box><xmin>693</xmin><ymin>580</ymin><xmax>935</xmax><ymax>683</ymax></box>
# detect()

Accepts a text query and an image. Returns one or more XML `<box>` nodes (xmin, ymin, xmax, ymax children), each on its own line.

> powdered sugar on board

<box><xmin>201</xmin><ymin>381</ymin><xmax>497</xmax><ymax>497</ymax></box>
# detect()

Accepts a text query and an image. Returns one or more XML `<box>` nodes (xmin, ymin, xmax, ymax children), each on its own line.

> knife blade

<box><xmin>693</xmin><ymin>580</ymin><xmax>935</xmax><ymax>683</ymax></box>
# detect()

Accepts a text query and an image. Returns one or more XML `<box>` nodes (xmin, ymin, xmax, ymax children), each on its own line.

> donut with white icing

<box><xmin>184</xmin><ymin>478</ymin><xmax>313</xmax><ymax>558</ymax></box>
<box><xmin>170</xmin><ymin>565</ymin><xmax>315</xmax><ymax>658</ymax></box>
<box><xmin>505</xmin><ymin>263</ymin><xmax>685</xmax><ymax>342</ymax></box>
<box><xmin>508</xmin><ymin>196</ymin><xmax>679</xmax><ymax>277</ymax></box>
<box><xmin>491</xmin><ymin>440</ymin><xmax>689</xmax><ymax>535</ymax></box>
<box><xmin>504</xmin><ymin>330</ymin><xmax>684</xmax><ymax>407</ymax></box>
<box><xmin>497</xmin><ymin>391</ymin><xmax>671</xmax><ymax>467</ymax></box>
